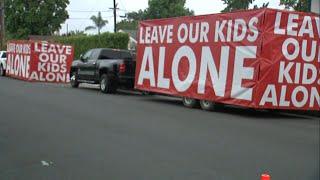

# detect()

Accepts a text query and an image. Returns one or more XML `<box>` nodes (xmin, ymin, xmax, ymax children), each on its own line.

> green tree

<box><xmin>144</xmin><ymin>0</ymin><xmax>194</xmax><ymax>19</ymax></box>
<box><xmin>280</xmin><ymin>0</ymin><xmax>310</xmax><ymax>12</ymax></box>
<box><xmin>116</xmin><ymin>11</ymin><xmax>144</xmax><ymax>31</ymax></box>
<box><xmin>4</xmin><ymin>0</ymin><xmax>69</xmax><ymax>39</ymax></box>
<box><xmin>69</xmin><ymin>30</ymin><xmax>86</xmax><ymax>36</ymax></box>
<box><xmin>117</xmin><ymin>19</ymin><xmax>138</xmax><ymax>31</ymax></box>
<box><xmin>117</xmin><ymin>0</ymin><xmax>194</xmax><ymax>31</ymax></box>
<box><xmin>127</xmin><ymin>10</ymin><xmax>146</xmax><ymax>20</ymax></box>
<box><xmin>85</xmin><ymin>12</ymin><xmax>108</xmax><ymax>35</ymax></box>
<box><xmin>221</xmin><ymin>0</ymin><xmax>255</xmax><ymax>12</ymax></box>
<box><xmin>253</xmin><ymin>2</ymin><xmax>269</xmax><ymax>9</ymax></box>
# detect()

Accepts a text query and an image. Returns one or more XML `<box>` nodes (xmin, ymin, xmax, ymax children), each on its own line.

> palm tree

<box><xmin>85</xmin><ymin>12</ymin><xmax>108</xmax><ymax>34</ymax></box>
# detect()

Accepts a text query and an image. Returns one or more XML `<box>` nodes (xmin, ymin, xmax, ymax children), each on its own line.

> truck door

<box><xmin>78</xmin><ymin>50</ymin><xmax>98</xmax><ymax>81</ymax></box>
<box><xmin>78</xmin><ymin>50</ymin><xmax>91</xmax><ymax>80</ymax></box>
<box><xmin>85</xmin><ymin>50</ymin><xmax>100</xmax><ymax>81</ymax></box>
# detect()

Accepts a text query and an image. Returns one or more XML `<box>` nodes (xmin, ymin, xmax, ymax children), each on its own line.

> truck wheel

<box><xmin>0</xmin><ymin>65</ymin><xmax>5</xmax><ymax>76</ymax></box>
<box><xmin>70</xmin><ymin>72</ymin><xmax>79</xmax><ymax>88</ymax></box>
<box><xmin>182</xmin><ymin>97</ymin><xmax>199</xmax><ymax>108</ymax></box>
<box><xmin>200</xmin><ymin>100</ymin><xmax>215</xmax><ymax>111</ymax></box>
<box><xmin>100</xmin><ymin>74</ymin><xmax>117</xmax><ymax>94</ymax></box>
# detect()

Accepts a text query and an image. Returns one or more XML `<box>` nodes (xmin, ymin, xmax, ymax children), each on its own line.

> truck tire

<box><xmin>182</xmin><ymin>97</ymin><xmax>199</xmax><ymax>108</ymax></box>
<box><xmin>70</xmin><ymin>72</ymin><xmax>79</xmax><ymax>88</ymax></box>
<box><xmin>100</xmin><ymin>74</ymin><xmax>117</xmax><ymax>94</ymax></box>
<box><xmin>200</xmin><ymin>100</ymin><xmax>215</xmax><ymax>111</ymax></box>
<box><xmin>0</xmin><ymin>64</ymin><xmax>5</xmax><ymax>76</ymax></box>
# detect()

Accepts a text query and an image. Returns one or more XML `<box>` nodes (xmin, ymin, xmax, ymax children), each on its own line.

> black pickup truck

<box><xmin>70</xmin><ymin>48</ymin><xmax>136</xmax><ymax>93</ymax></box>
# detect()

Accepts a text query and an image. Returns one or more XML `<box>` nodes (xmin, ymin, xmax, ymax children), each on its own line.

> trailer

<box><xmin>135</xmin><ymin>8</ymin><xmax>319</xmax><ymax>111</ymax></box>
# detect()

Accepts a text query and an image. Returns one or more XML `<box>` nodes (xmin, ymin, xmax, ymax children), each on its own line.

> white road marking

<box><xmin>41</xmin><ymin>160</ymin><xmax>50</xmax><ymax>166</ymax></box>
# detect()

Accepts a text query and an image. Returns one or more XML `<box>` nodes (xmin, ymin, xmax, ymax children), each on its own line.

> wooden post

<box><xmin>113</xmin><ymin>0</ymin><xmax>117</xmax><ymax>33</ymax></box>
<box><xmin>109</xmin><ymin>0</ymin><xmax>118</xmax><ymax>33</ymax></box>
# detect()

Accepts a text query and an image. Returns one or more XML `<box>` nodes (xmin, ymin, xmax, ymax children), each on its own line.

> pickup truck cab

<box><xmin>0</xmin><ymin>51</ymin><xmax>7</xmax><ymax>76</ymax></box>
<box><xmin>70</xmin><ymin>48</ymin><xmax>135</xmax><ymax>93</ymax></box>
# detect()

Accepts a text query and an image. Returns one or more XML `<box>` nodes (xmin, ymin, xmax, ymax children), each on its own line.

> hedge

<box><xmin>54</xmin><ymin>32</ymin><xmax>129</xmax><ymax>60</ymax></box>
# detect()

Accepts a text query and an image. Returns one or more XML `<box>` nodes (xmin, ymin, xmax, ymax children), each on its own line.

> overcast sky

<box><xmin>61</xmin><ymin>0</ymin><xmax>283</xmax><ymax>34</ymax></box>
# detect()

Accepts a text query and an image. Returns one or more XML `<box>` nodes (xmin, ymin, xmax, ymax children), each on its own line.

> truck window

<box><xmin>99</xmin><ymin>50</ymin><xmax>121</xmax><ymax>60</ymax></box>
<box><xmin>90</xmin><ymin>50</ymin><xmax>100</xmax><ymax>60</ymax></box>
<box><xmin>82</xmin><ymin>50</ymin><xmax>92</xmax><ymax>62</ymax></box>
<box><xmin>1</xmin><ymin>52</ymin><xmax>6</xmax><ymax>58</ymax></box>
<box><xmin>121</xmin><ymin>52</ymin><xmax>132</xmax><ymax>59</ymax></box>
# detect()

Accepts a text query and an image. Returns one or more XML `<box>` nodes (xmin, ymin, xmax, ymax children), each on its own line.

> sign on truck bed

<box><xmin>135</xmin><ymin>8</ymin><xmax>319</xmax><ymax>111</ymax></box>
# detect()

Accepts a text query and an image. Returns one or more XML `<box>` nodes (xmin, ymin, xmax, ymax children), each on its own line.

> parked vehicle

<box><xmin>135</xmin><ymin>9</ymin><xmax>319</xmax><ymax>111</ymax></box>
<box><xmin>70</xmin><ymin>48</ymin><xmax>136</xmax><ymax>93</ymax></box>
<box><xmin>0</xmin><ymin>51</ymin><xmax>7</xmax><ymax>76</ymax></box>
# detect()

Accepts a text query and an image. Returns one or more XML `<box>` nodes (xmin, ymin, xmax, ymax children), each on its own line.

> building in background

<box><xmin>118</xmin><ymin>29</ymin><xmax>137</xmax><ymax>52</ymax></box>
<box><xmin>310</xmin><ymin>0</ymin><xmax>320</xmax><ymax>14</ymax></box>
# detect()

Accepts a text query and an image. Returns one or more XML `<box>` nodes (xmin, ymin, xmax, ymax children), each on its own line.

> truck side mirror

<box><xmin>80</xmin><ymin>54</ymin><xmax>83</xmax><ymax>61</ymax></box>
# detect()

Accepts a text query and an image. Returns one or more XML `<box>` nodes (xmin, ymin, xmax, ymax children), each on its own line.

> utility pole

<box><xmin>113</xmin><ymin>0</ymin><xmax>117</xmax><ymax>33</ymax></box>
<box><xmin>109</xmin><ymin>0</ymin><xmax>119</xmax><ymax>33</ymax></box>
<box><xmin>0</xmin><ymin>0</ymin><xmax>5</xmax><ymax>50</ymax></box>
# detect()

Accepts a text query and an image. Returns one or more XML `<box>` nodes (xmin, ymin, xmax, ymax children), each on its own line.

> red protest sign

<box><xmin>256</xmin><ymin>9</ymin><xmax>319</xmax><ymax>110</ymax></box>
<box><xmin>6</xmin><ymin>41</ymin><xmax>74</xmax><ymax>83</ymax></box>
<box><xmin>6</xmin><ymin>41</ymin><xmax>32</xmax><ymax>81</ymax></box>
<box><xmin>135</xmin><ymin>8</ymin><xmax>319</xmax><ymax>111</ymax></box>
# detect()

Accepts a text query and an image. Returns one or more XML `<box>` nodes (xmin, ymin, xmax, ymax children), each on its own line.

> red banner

<box><xmin>135</xmin><ymin>9</ymin><xmax>319</xmax><ymax>110</ymax></box>
<box><xmin>256</xmin><ymin>9</ymin><xmax>319</xmax><ymax>110</ymax></box>
<box><xmin>6</xmin><ymin>41</ymin><xmax>74</xmax><ymax>83</ymax></box>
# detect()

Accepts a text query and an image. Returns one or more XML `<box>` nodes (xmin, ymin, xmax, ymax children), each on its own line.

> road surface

<box><xmin>0</xmin><ymin>77</ymin><xmax>319</xmax><ymax>180</ymax></box>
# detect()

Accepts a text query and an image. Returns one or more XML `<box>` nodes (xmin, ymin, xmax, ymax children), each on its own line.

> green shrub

<box><xmin>54</xmin><ymin>32</ymin><xmax>129</xmax><ymax>60</ymax></box>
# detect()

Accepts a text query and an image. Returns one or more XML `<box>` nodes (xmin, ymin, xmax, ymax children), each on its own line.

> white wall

<box><xmin>311</xmin><ymin>0</ymin><xmax>320</xmax><ymax>14</ymax></box>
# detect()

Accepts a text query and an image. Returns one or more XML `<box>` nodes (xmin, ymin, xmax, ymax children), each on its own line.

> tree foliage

<box><xmin>116</xmin><ymin>11</ymin><xmax>145</xmax><ymax>31</ymax></box>
<box><xmin>85</xmin><ymin>12</ymin><xmax>108</xmax><ymax>35</ymax></box>
<box><xmin>280</xmin><ymin>0</ymin><xmax>310</xmax><ymax>12</ymax></box>
<box><xmin>222</xmin><ymin>0</ymin><xmax>310</xmax><ymax>12</ymax></box>
<box><xmin>144</xmin><ymin>0</ymin><xmax>194</xmax><ymax>19</ymax></box>
<box><xmin>4</xmin><ymin>0</ymin><xmax>69</xmax><ymax>39</ymax></box>
<box><xmin>253</xmin><ymin>2</ymin><xmax>269</xmax><ymax>9</ymax></box>
<box><xmin>61</xmin><ymin>30</ymin><xmax>86</xmax><ymax>36</ymax></box>
<box><xmin>69</xmin><ymin>30</ymin><xmax>86</xmax><ymax>36</ymax></box>
<box><xmin>117</xmin><ymin>19</ymin><xmax>138</xmax><ymax>31</ymax></box>
<box><xmin>221</xmin><ymin>0</ymin><xmax>270</xmax><ymax>12</ymax></box>
<box><xmin>221</xmin><ymin>0</ymin><xmax>255</xmax><ymax>12</ymax></box>
<box><xmin>127</xmin><ymin>10</ymin><xmax>145</xmax><ymax>20</ymax></box>
<box><xmin>56</xmin><ymin>32</ymin><xmax>129</xmax><ymax>60</ymax></box>
<box><xmin>117</xmin><ymin>0</ymin><xmax>194</xmax><ymax>31</ymax></box>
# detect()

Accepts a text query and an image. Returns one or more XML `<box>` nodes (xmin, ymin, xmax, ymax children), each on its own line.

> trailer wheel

<box><xmin>200</xmin><ymin>100</ymin><xmax>215</xmax><ymax>111</ymax></box>
<box><xmin>182</xmin><ymin>97</ymin><xmax>199</xmax><ymax>108</ymax></box>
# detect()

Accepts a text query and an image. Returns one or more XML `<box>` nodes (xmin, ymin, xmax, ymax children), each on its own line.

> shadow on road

<box><xmin>143</xmin><ymin>97</ymin><xmax>319</xmax><ymax>120</ymax></box>
<box><xmin>216</xmin><ymin>105</ymin><xmax>318</xmax><ymax>120</ymax></box>
<box><xmin>74</xmin><ymin>84</ymin><xmax>319</xmax><ymax>120</ymax></box>
<box><xmin>76</xmin><ymin>85</ymin><xmax>142</xmax><ymax>96</ymax></box>
<box><xmin>143</xmin><ymin>97</ymin><xmax>183</xmax><ymax>107</ymax></box>
<box><xmin>116</xmin><ymin>90</ymin><xmax>143</xmax><ymax>96</ymax></box>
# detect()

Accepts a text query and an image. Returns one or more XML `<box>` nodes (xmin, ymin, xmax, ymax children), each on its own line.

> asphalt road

<box><xmin>0</xmin><ymin>77</ymin><xmax>319</xmax><ymax>180</ymax></box>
